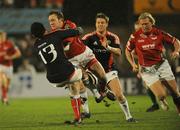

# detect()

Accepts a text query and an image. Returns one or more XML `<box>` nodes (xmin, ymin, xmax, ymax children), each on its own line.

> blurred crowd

<box><xmin>11</xmin><ymin>34</ymin><xmax>45</xmax><ymax>73</ymax></box>
<box><xmin>0</xmin><ymin>0</ymin><xmax>64</xmax><ymax>8</ymax></box>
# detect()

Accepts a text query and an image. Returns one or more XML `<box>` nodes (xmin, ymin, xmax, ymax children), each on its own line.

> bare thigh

<box><xmin>108</xmin><ymin>77</ymin><xmax>125</xmax><ymax>102</ymax></box>
<box><xmin>150</xmin><ymin>80</ymin><xmax>167</xmax><ymax>100</ymax></box>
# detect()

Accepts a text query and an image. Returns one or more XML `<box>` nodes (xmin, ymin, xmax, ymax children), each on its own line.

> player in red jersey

<box><xmin>48</xmin><ymin>11</ymin><xmax>115</xmax><ymax>119</ymax></box>
<box><xmin>0</xmin><ymin>31</ymin><xmax>21</xmax><ymax>105</ymax></box>
<box><xmin>82</xmin><ymin>13</ymin><xmax>137</xmax><ymax>122</ymax></box>
<box><xmin>126</xmin><ymin>12</ymin><xmax>180</xmax><ymax>115</ymax></box>
<box><xmin>132</xmin><ymin>21</ymin><xmax>160</xmax><ymax>112</ymax></box>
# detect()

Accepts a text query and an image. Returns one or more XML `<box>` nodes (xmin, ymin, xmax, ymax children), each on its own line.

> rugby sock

<box><xmin>83</xmin><ymin>78</ymin><xmax>101</xmax><ymax>98</ymax></box>
<box><xmin>92</xmin><ymin>89</ymin><xmax>101</xmax><ymax>98</ymax></box>
<box><xmin>80</xmin><ymin>91</ymin><xmax>90</xmax><ymax>113</ymax></box>
<box><xmin>119</xmin><ymin>100</ymin><xmax>132</xmax><ymax>120</ymax></box>
<box><xmin>147</xmin><ymin>88</ymin><xmax>158</xmax><ymax>105</ymax></box>
<box><xmin>71</xmin><ymin>95</ymin><xmax>81</xmax><ymax>120</ymax></box>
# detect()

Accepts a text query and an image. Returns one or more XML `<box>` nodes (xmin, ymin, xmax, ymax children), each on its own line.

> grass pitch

<box><xmin>0</xmin><ymin>95</ymin><xmax>180</xmax><ymax>130</ymax></box>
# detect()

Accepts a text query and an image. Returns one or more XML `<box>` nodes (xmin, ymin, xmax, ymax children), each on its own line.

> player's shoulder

<box><xmin>64</xmin><ymin>20</ymin><xmax>77</xmax><ymax>29</ymax></box>
<box><xmin>4</xmin><ymin>40</ymin><xmax>15</xmax><ymax>47</ymax></box>
<box><xmin>82</xmin><ymin>31</ymin><xmax>96</xmax><ymax>40</ymax></box>
<box><xmin>107</xmin><ymin>31</ymin><xmax>120</xmax><ymax>39</ymax></box>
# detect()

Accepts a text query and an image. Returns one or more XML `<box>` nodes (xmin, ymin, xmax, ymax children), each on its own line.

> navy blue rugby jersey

<box><xmin>34</xmin><ymin>29</ymin><xmax>80</xmax><ymax>83</ymax></box>
<box><xmin>82</xmin><ymin>31</ymin><xmax>121</xmax><ymax>72</ymax></box>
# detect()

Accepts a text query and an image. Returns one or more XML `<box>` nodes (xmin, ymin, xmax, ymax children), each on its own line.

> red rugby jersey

<box><xmin>126</xmin><ymin>27</ymin><xmax>176</xmax><ymax>66</ymax></box>
<box><xmin>0</xmin><ymin>40</ymin><xmax>17</xmax><ymax>66</ymax></box>
<box><xmin>62</xmin><ymin>20</ymin><xmax>86</xmax><ymax>59</ymax></box>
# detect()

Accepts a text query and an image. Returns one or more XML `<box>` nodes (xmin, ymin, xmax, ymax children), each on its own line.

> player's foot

<box><xmin>146</xmin><ymin>104</ymin><xmax>159</xmax><ymax>112</ymax></box>
<box><xmin>1</xmin><ymin>99</ymin><xmax>9</xmax><ymax>105</ymax></box>
<box><xmin>81</xmin><ymin>112</ymin><xmax>91</xmax><ymax>119</ymax></box>
<box><xmin>127</xmin><ymin>118</ymin><xmax>138</xmax><ymax>123</ymax></box>
<box><xmin>103</xmin><ymin>99</ymin><xmax>111</xmax><ymax>107</ymax></box>
<box><xmin>64</xmin><ymin>119</ymin><xmax>82</xmax><ymax>125</ymax></box>
<box><xmin>160</xmin><ymin>100</ymin><xmax>169</xmax><ymax>111</ymax></box>
<box><xmin>105</xmin><ymin>89</ymin><xmax>116</xmax><ymax>101</ymax></box>
<box><xmin>95</xmin><ymin>95</ymin><xmax>105</xmax><ymax>103</ymax></box>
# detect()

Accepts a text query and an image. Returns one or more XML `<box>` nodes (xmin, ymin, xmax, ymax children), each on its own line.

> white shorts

<box><xmin>141</xmin><ymin>60</ymin><xmax>175</xmax><ymax>87</ymax></box>
<box><xmin>0</xmin><ymin>65</ymin><xmax>13</xmax><ymax>79</ymax></box>
<box><xmin>69</xmin><ymin>46</ymin><xmax>97</xmax><ymax>68</ymax></box>
<box><xmin>50</xmin><ymin>67</ymin><xmax>82</xmax><ymax>88</ymax></box>
<box><xmin>106</xmin><ymin>70</ymin><xmax>118</xmax><ymax>84</ymax></box>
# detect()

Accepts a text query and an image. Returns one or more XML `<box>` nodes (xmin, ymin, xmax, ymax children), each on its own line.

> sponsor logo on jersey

<box><xmin>142</xmin><ymin>44</ymin><xmax>155</xmax><ymax>50</ymax></box>
<box><xmin>138</xmin><ymin>39</ymin><xmax>145</xmax><ymax>43</ymax></box>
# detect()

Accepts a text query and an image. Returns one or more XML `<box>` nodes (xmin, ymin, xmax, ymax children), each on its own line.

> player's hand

<box><xmin>76</xmin><ymin>27</ymin><xmax>84</xmax><ymax>35</ymax></box>
<box><xmin>171</xmin><ymin>51</ymin><xmax>179</xmax><ymax>59</ymax></box>
<box><xmin>4</xmin><ymin>55</ymin><xmax>12</xmax><ymax>60</ymax></box>
<box><xmin>132</xmin><ymin>64</ymin><xmax>139</xmax><ymax>73</ymax></box>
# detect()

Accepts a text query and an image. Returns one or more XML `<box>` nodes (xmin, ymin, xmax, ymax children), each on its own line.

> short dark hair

<box><xmin>96</xmin><ymin>13</ymin><xmax>109</xmax><ymax>23</ymax></box>
<box><xmin>31</xmin><ymin>22</ymin><xmax>46</xmax><ymax>38</ymax></box>
<box><xmin>48</xmin><ymin>10</ymin><xmax>64</xmax><ymax>20</ymax></box>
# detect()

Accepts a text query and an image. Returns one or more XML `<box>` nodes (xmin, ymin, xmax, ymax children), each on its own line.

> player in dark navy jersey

<box><xmin>82</xmin><ymin>13</ymin><xmax>136</xmax><ymax>122</ymax></box>
<box><xmin>31</xmin><ymin>22</ymin><xmax>84</xmax><ymax>124</ymax></box>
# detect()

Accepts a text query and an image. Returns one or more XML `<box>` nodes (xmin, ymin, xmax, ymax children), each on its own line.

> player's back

<box><xmin>34</xmin><ymin>31</ymin><xmax>75</xmax><ymax>83</ymax></box>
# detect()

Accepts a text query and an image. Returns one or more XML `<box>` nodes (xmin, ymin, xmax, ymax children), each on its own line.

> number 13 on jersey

<box><xmin>38</xmin><ymin>44</ymin><xmax>57</xmax><ymax>64</ymax></box>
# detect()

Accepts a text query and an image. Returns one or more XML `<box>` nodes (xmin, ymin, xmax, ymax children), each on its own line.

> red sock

<box><xmin>71</xmin><ymin>96</ymin><xmax>81</xmax><ymax>120</ymax></box>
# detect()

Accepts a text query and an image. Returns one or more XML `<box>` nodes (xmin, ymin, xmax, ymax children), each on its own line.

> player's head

<box><xmin>31</xmin><ymin>22</ymin><xmax>46</xmax><ymax>38</ymax></box>
<box><xmin>48</xmin><ymin>10</ymin><xmax>64</xmax><ymax>31</ymax></box>
<box><xmin>0</xmin><ymin>30</ymin><xmax>7</xmax><ymax>43</ymax></box>
<box><xmin>134</xmin><ymin>21</ymin><xmax>141</xmax><ymax>31</ymax></box>
<box><xmin>95</xmin><ymin>13</ymin><xmax>109</xmax><ymax>33</ymax></box>
<box><xmin>138</xmin><ymin>12</ymin><xmax>155</xmax><ymax>33</ymax></box>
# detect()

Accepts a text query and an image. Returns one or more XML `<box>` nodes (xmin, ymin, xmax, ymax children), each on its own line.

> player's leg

<box><xmin>69</xmin><ymin>81</ymin><xmax>82</xmax><ymax>124</ymax></box>
<box><xmin>82</xmin><ymin>70</ymin><xmax>105</xmax><ymax>103</ymax></box>
<box><xmin>149</xmin><ymin>80</ymin><xmax>169</xmax><ymax>111</ymax></box>
<box><xmin>79</xmin><ymin>82</ymin><xmax>91</xmax><ymax>119</ymax></box>
<box><xmin>144</xmin><ymin>82</ymin><xmax>159</xmax><ymax>112</ymax></box>
<box><xmin>106</xmin><ymin>71</ymin><xmax>136</xmax><ymax>122</ymax></box>
<box><xmin>68</xmin><ymin>68</ymin><xmax>83</xmax><ymax>124</ymax></box>
<box><xmin>158</xmin><ymin>60</ymin><xmax>180</xmax><ymax>115</ymax></box>
<box><xmin>162</xmin><ymin>80</ymin><xmax>180</xmax><ymax>115</ymax></box>
<box><xmin>88</xmin><ymin>60</ymin><xmax>107</xmax><ymax>92</ymax></box>
<box><xmin>0</xmin><ymin>72</ymin><xmax>10</xmax><ymax>105</ymax></box>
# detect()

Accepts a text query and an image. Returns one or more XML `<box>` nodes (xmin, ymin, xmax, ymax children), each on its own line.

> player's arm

<box><xmin>106</xmin><ymin>34</ymin><xmax>121</xmax><ymax>56</ymax></box>
<box><xmin>58</xmin><ymin>27</ymin><xmax>83</xmax><ymax>39</ymax></box>
<box><xmin>4</xmin><ymin>46</ymin><xmax>21</xmax><ymax>60</ymax></box>
<box><xmin>125</xmin><ymin>35</ymin><xmax>138</xmax><ymax>72</ymax></box>
<box><xmin>162</xmin><ymin>31</ymin><xmax>180</xmax><ymax>59</ymax></box>
<box><xmin>106</xmin><ymin>43</ymin><xmax>121</xmax><ymax>56</ymax></box>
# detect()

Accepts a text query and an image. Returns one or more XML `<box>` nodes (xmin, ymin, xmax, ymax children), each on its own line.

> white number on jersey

<box><xmin>38</xmin><ymin>44</ymin><xmax>57</xmax><ymax>64</ymax></box>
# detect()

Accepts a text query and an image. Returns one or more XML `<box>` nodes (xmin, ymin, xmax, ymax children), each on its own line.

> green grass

<box><xmin>0</xmin><ymin>96</ymin><xmax>180</xmax><ymax>130</ymax></box>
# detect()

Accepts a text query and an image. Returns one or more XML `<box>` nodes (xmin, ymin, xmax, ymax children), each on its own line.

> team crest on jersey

<box><xmin>64</xmin><ymin>24</ymin><xmax>70</xmax><ymax>29</ymax></box>
<box><xmin>151</xmin><ymin>36</ymin><xmax>157</xmax><ymax>40</ymax></box>
<box><xmin>140</xmin><ymin>34</ymin><xmax>147</xmax><ymax>38</ymax></box>
<box><xmin>93</xmin><ymin>41</ymin><xmax>98</xmax><ymax>45</ymax></box>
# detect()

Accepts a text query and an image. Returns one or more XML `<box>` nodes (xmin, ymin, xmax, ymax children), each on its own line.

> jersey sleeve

<box><xmin>126</xmin><ymin>34</ymin><xmax>136</xmax><ymax>52</ymax></box>
<box><xmin>6</xmin><ymin>40</ymin><xmax>17</xmax><ymax>55</ymax></box>
<box><xmin>57</xmin><ymin>29</ymin><xmax>79</xmax><ymax>39</ymax></box>
<box><xmin>109</xmin><ymin>32</ymin><xmax>121</xmax><ymax>48</ymax></box>
<box><xmin>82</xmin><ymin>34</ymin><xmax>92</xmax><ymax>47</ymax></box>
<box><xmin>162</xmin><ymin>30</ymin><xmax>177</xmax><ymax>45</ymax></box>
<box><xmin>64</xmin><ymin>20</ymin><xmax>77</xmax><ymax>29</ymax></box>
